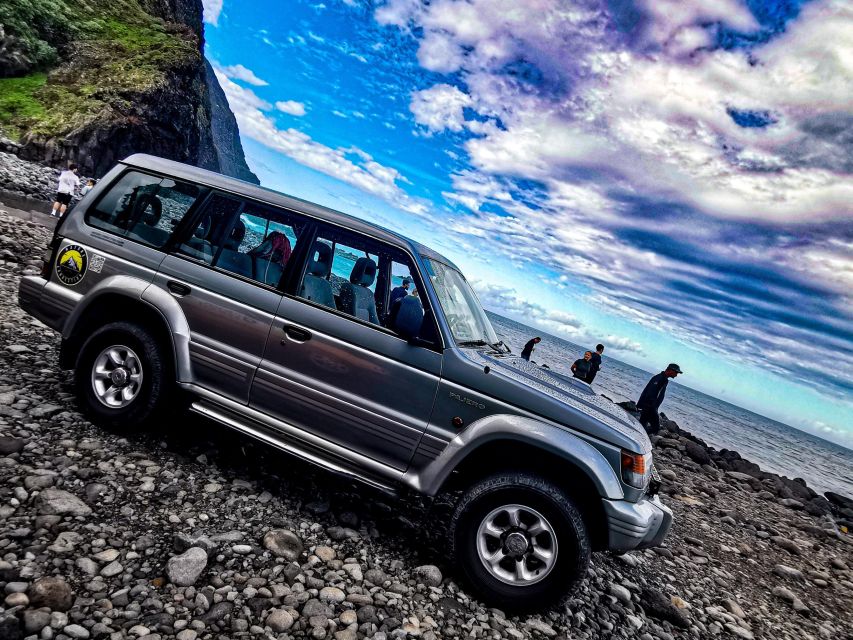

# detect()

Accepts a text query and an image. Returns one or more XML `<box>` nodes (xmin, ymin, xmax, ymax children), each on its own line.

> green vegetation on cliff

<box><xmin>0</xmin><ymin>0</ymin><xmax>200</xmax><ymax>139</ymax></box>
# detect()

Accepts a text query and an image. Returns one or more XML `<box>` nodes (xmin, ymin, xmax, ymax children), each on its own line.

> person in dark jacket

<box><xmin>585</xmin><ymin>343</ymin><xmax>604</xmax><ymax>383</ymax></box>
<box><xmin>571</xmin><ymin>351</ymin><xmax>593</xmax><ymax>380</ymax></box>
<box><xmin>637</xmin><ymin>364</ymin><xmax>683</xmax><ymax>434</ymax></box>
<box><xmin>390</xmin><ymin>277</ymin><xmax>411</xmax><ymax>307</ymax></box>
<box><xmin>520</xmin><ymin>336</ymin><xmax>541</xmax><ymax>361</ymax></box>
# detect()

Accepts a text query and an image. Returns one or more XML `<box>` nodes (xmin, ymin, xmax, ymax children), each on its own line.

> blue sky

<box><xmin>201</xmin><ymin>0</ymin><xmax>853</xmax><ymax>448</ymax></box>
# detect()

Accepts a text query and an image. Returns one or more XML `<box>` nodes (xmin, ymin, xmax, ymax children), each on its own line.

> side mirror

<box><xmin>393</xmin><ymin>296</ymin><xmax>425</xmax><ymax>341</ymax></box>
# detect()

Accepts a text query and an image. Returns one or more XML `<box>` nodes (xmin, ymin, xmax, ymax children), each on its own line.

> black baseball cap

<box><xmin>402</xmin><ymin>277</ymin><xmax>411</xmax><ymax>284</ymax></box>
<box><xmin>666</xmin><ymin>363</ymin><xmax>683</xmax><ymax>373</ymax></box>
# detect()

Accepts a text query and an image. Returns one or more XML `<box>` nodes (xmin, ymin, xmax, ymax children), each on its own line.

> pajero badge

<box><xmin>55</xmin><ymin>244</ymin><xmax>88</xmax><ymax>286</ymax></box>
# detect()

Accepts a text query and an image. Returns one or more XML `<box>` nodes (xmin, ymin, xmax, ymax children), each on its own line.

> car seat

<box><xmin>299</xmin><ymin>242</ymin><xmax>335</xmax><ymax>308</ymax></box>
<box><xmin>217</xmin><ymin>219</ymin><xmax>252</xmax><ymax>278</ymax></box>
<box><xmin>339</xmin><ymin>257</ymin><xmax>379</xmax><ymax>324</ymax></box>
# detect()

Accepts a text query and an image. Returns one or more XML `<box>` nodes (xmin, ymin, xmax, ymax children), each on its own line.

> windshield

<box><xmin>424</xmin><ymin>258</ymin><xmax>500</xmax><ymax>347</ymax></box>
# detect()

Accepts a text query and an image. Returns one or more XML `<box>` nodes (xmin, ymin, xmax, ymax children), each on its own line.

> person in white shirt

<box><xmin>52</xmin><ymin>163</ymin><xmax>80</xmax><ymax>218</ymax></box>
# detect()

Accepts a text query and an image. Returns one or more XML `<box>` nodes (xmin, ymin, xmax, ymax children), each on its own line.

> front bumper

<box><xmin>603</xmin><ymin>494</ymin><xmax>673</xmax><ymax>551</ymax></box>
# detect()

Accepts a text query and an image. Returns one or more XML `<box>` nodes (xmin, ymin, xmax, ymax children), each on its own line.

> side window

<box><xmin>296</xmin><ymin>228</ymin><xmax>380</xmax><ymax>324</ymax></box>
<box><xmin>295</xmin><ymin>228</ymin><xmax>433</xmax><ymax>342</ymax></box>
<box><xmin>177</xmin><ymin>193</ymin><xmax>308</xmax><ymax>287</ymax></box>
<box><xmin>86</xmin><ymin>171</ymin><xmax>202</xmax><ymax>247</ymax></box>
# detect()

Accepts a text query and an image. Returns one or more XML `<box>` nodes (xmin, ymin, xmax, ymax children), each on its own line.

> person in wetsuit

<box><xmin>520</xmin><ymin>336</ymin><xmax>541</xmax><ymax>361</ymax></box>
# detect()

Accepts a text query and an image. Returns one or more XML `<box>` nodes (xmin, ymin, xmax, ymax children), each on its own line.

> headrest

<box><xmin>350</xmin><ymin>257</ymin><xmax>376</xmax><ymax>287</ymax></box>
<box><xmin>227</xmin><ymin>219</ymin><xmax>246</xmax><ymax>248</ymax></box>
<box><xmin>194</xmin><ymin>217</ymin><xmax>209</xmax><ymax>239</ymax></box>
<box><xmin>308</xmin><ymin>242</ymin><xmax>332</xmax><ymax>277</ymax></box>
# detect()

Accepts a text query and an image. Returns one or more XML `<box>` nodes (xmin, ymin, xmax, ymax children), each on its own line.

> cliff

<box><xmin>0</xmin><ymin>0</ymin><xmax>258</xmax><ymax>183</ymax></box>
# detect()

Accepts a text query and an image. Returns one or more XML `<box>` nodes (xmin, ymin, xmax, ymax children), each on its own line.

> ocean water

<box><xmin>487</xmin><ymin>312</ymin><xmax>853</xmax><ymax>498</ymax></box>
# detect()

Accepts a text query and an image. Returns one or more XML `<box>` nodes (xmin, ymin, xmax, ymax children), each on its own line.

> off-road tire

<box><xmin>448</xmin><ymin>472</ymin><xmax>590</xmax><ymax>611</ymax></box>
<box><xmin>75</xmin><ymin>321</ymin><xmax>171</xmax><ymax>430</ymax></box>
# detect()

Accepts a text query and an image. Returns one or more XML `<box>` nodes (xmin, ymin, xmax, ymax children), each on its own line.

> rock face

<box><xmin>0</xmin><ymin>0</ymin><xmax>258</xmax><ymax>184</ymax></box>
<box><xmin>200</xmin><ymin>59</ymin><xmax>259</xmax><ymax>184</ymax></box>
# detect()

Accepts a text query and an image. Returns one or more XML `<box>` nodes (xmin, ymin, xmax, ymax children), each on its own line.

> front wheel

<box><xmin>448</xmin><ymin>473</ymin><xmax>590</xmax><ymax>611</ymax></box>
<box><xmin>75</xmin><ymin>321</ymin><xmax>171</xmax><ymax>430</ymax></box>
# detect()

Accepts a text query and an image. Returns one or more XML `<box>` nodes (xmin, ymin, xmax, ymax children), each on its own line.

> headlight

<box><xmin>621</xmin><ymin>450</ymin><xmax>651</xmax><ymax>489</ymax></box>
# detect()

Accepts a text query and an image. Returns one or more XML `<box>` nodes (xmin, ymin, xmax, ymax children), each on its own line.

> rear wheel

<box><xmin>75</xmin><ymin>321</ymin><xmax>171</xmax><ymax>430</ymax></box>
<box><xmin>448</xmin><ymin>473</ymin><xmax>590</xmax><ymax>611</ymax></box>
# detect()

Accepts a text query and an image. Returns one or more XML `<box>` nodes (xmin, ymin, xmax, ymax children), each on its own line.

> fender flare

<box><xmin>61</xmin><ymin>276</ymin><xmax>192</xmax><ymax>381</ymax></box>
<box><xmin>404</xmin><ymin>414</ymin><xmax>625</xmax><ymax>499</ymax></box>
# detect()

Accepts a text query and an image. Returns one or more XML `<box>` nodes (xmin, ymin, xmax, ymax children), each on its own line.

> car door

<box><xmin>153</xmin><ymin>193</ymin><xmax>309</xmax><ymax>403</ymax></box>
<box><xmin>250</xmin><ymin>225</ymin><xmax>443</xmax><ymax>472</ymax></box>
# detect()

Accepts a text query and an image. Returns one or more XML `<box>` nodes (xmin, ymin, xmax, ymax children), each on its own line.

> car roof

<box><xmin>121</xmin><ymin>154</ymin><xmax>458</xmax><ymax>269</ymax></box>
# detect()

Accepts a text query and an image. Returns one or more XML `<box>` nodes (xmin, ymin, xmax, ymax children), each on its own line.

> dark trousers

<box><xmin>639</xmin><ymin>408</ymin><xmax>660</xmax><ymax>435</ymax></box>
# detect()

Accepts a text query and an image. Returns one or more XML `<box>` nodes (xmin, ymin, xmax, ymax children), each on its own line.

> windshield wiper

<box><xmin>457</xmin><ymin>340</ymin><xmax>490</xmax><ymax>348</ymax></box>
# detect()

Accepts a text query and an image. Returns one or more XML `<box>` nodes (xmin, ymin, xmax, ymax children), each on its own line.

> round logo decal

<box><xmin>55</xmin><ymin>244</ymin><xmax>88</xmax><ymax>286</ymax></box>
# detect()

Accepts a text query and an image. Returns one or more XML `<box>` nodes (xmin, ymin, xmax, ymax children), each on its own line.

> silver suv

<box><xmin>18</xmin><ymin>155</ymin><xmax>671</xmax><ymax>610</ymax></box>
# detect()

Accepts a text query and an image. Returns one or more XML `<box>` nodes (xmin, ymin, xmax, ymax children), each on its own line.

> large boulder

<box><xmin>683</xmin><ymin>441</ymin><xmax>711</xmax><ymax>465</ymax></box>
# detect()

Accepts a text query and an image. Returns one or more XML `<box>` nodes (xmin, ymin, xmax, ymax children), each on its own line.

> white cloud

<box><xmin>202</xmin><ymin>0</ymin><xmax>223</xmax><ymax>26</ymax></box>
<box><xmin>417</xmin><ymin>31</ymin><xmax>465</xmax><ymax>72</ymax></box>
<box><xmin>410</xmin><ymin>84</ymin><xmax>472</xmax><ymax>133</ymax></box>
<box><xmin>221</xmin><ymin>64</ymin><xmax>269</xmax><ymax>87</ymax></box>
<box><xmin>214</xmin><ymin>70</ymin><xmax>427</xmax><ymax>216</ymax></box>
<box><xmin>276</xmin><ymin>100</ymin><xmax>307</xmax><ymax>116</ymax></box>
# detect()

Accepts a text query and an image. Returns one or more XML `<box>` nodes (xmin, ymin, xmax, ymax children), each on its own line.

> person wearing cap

<box><xmin>636</xmin><ymin>364</ymin><xmax>683</xmax><ymax>435</ymax></box>
<box><xmin>390</xmin><ymin>276</ymin><xmax>412</xmax><ymax>308</ymax></box>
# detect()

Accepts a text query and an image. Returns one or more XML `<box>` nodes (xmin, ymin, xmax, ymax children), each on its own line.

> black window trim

<box><xmin>83</xmin><ymin>167</ymin><xmax>210</xmax><ymax>251</ymax></box>
<box><xmin>168</xmin><ymin>188</ymin><xmax>317</xmax><ymax>294</ymax></box>
<box><xmin>285</xmin><ymin>221</ymin><xmax>445</xmax><ymax>351</ymax></box>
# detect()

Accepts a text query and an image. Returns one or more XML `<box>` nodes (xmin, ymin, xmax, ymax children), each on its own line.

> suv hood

<box><xmin>465</xmin><ymin>349</ymin><xmax>651</xmax><ymax>453</ymax></box>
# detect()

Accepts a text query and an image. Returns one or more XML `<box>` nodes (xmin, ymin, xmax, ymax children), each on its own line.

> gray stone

<box><xmin>63</xmin><ymin>624</ymin><xmax>90</xmax><ymax>639</ymax></box>
<box><xmin>414</xmin><ymin>565</ymin><xmax>442</xmax><ymax>587</ymax></box>
<box><xmin>773</xmin><ymin>564</ymin><xmax>804</xmax><ymax>580</ymax></box>
<box><xmin>771</xmin><ymin>537</ymin><xmax>803</xmax><ymax>555</ymax></box>
<box><xmin>262</xmin><ymin>529</ymin><xmax>303</xmax><ymax>560</ymax></box>
<box><xmin>167</xmin><ymin>547</ymin><xmax>207</xmax><ymax>586</ymax></box>
<box><xmin>319</xmin><ymin>586</ymin><xmax>346</xmax><ymax>603</ymax></box>
<box><xmin>28</xmin><ymin>577</ymin><xmax>74</xmax><ymax>611</ymax></box>
<box><xmin>35</xmin><ymin>488</ymin><xmax>92</xmax><ymax>516</ymax></box>
<box><xmin>266</xmin><ymin>609</ymin><xmax>294</xmax><ymax>632</ymax></box>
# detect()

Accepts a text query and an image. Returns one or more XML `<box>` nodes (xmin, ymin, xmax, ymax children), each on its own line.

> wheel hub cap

<box><xmin>476</xmin><ymin>503</ymin><xmax>558</xmax><ymax>586</ymax></box>
<box><xmin>504</xmin><ymin>531</ymin><xmax>528</xmax><ymax>556</ymax></box>
<box><xmin>91</xmin><ymin>345</ymin><xmax>143</xmax><ymax>409</ymax></box>
<box><xmin>110</xmin><ymin>368</ymin><xmax>129</xmax><ymax>386</ymax></box>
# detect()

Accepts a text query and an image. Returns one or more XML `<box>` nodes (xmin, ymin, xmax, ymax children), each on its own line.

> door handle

<box><xmin>282</xmin><ymin>324</ymin><xmax>311</xmax><ymax>343</ymax></box>
<box><xmin>167</xmin><ymin>281</ymin><xmax>191</xmax><ymax>296</ymax></box>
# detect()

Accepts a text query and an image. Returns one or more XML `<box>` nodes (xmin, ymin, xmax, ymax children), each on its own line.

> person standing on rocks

<box><xmin>571</xmin><ymin>350</ymin><xmax>593</xmax><ymax>380</ymax></box>
<box><xmin>51</xmin><ymin>163</ymin><xmax>80</xmax><ymax>217</ymax></box>
<box><xmin>585</xmin><ymin>343</ymin><xmax>604</xmax><ymax>384</ymax></box>
<box><xmin>520</xmin><ymin>336</ymin><xmax>541</xmax><ymax>361</ymax></box>
<box><xmin>637</xmin><ymin>364</ymin><xmax>682</xmax><ymax>434</ymax></box>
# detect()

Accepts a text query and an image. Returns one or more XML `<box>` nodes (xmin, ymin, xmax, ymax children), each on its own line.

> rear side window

<box><xmin>86</xmin><ymin>171</ymin><xmax>202</xmax><ymax>248</ymax></box>
<box><xmin>177</xmin><ymin>193</ymin><xmax>310</xmax><ymax>287</ymax></box>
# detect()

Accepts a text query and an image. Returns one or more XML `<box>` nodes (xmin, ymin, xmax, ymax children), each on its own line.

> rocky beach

<box><xmin>0</xmin><ymin>152</ymin><xmax>852</xmax><ymax>640</ymax></box>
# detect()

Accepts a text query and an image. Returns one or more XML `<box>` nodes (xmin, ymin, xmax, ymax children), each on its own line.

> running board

<box><xmin>189</xmin><ymin>400</ymin><xmax>399</xmax><ymax>495</ymax></box>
